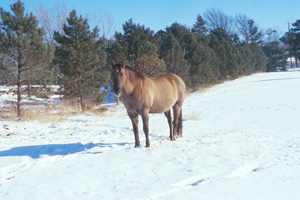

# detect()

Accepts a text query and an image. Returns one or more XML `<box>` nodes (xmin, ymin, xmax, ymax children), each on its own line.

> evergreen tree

<box><xmin>192</xmin><ymin>14</ymin><xmax>207</xmax><ymax>34</ymax></box>
<box><xmin>0</xmin><ymin>0</ymin><xmax>54</xmax><ymax>117</ymax></box>
<box><xmin>236</xmin><ymin>42</ymin><xmax>255</xmax><ymax>75</ymax></box>
<box><xmin>190</xmin><ymin>42</ymin><xmax>221</xmax><ymax>90</ymax></box>
<box><xmin>53</xmin><ymin>10</ymin><xmax>108</xmax><ymax>112</ymax></box>
<box><xmin>156</xmin><ymin>32</ymin><xmax>190</xmax><ymax>84</ymax></box>
<box><xmin>234</xmin><ymin>15</ymin><xmax>263</xmax><ymax>44</ymax></box>
<box><xmin>209</xmin><ymin>28</ymin><xmax>239</xmax><ymax>79</ymax></box>
<box><xmin>113</xmin><ymin>19</ymin><xmax>158</xmax><ymax>68</ymax></box>
<box><xmin>280</xmin><ymin>20</ymin><xmax>300</xmax><ymax>68</ymax></box>
<box><xmin>250</xmin><ymin>43</ymin><xmax>267</xmax><ymax>72</ymax></box>
<box><xmin>108</xmin><ymin>19</ymin><xmax>165</xmax><ymax>76</ymax></box>
<box><xmin>135</xmin><ymin>41</ymin><xmax>165</xmax><ymax>77</ymax></box>
<box><xmin>262</xmin><ymin>41</ymin><xmax>287</xmax><ymax>72</ymax></box>
<box><xmin>156</xmin><ymin>24</ymin><xmax>193</xmax><ymax>86</ymax></box>
<box><xmin>0</xmin><ymin>56</ymin><xmax>16</xmax><ymax>85</ymax></box>
<box><xmin>248</xmin><ymin>20</ymin><xmax>263</xmax><ymax>44</ymax></box>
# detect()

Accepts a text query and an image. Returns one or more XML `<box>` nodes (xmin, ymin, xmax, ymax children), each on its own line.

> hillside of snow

<box><xmin>0</xmin><ymin>69</ymin><xmax>300</xmax><ymax>200</ymax></box>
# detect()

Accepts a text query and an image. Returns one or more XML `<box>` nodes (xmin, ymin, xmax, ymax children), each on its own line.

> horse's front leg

<box><xmin>141</xmin><ymin>108</ymin><xmax>150</xmax><ymax>147</ymax></box>
<box><xmin>128</xmin><ymin>111</ymin><xmax>140</xmax><ymax>147</ymax></box>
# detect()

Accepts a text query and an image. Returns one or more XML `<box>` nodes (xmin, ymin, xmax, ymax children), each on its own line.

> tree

<box><xmin>108</xmin><ymin>19</ymin><xmax>165</xmax><ymax>77</ymax></box>
<box><xmin>280</xmin><ymin>20</ymin><xmax>300</xmax><ymax>68</ymax></box>
<box><xmin>53</xmin><ymin>10</ymin><xmax>108</xmax><ymax>112</ymax></box>
<box><xmin>248</xmin><ymin>19</ymin><xmax>263</xmax><ymax>44</ymax></box>
<box><xmin>156</xmin><ymin>31</ymin><xmax>190</xmax><ymax>85</ymax></box>
<box><xmin>234</xmin><ymin>14</ymin><xmax>251</xmax><ymax>43</ymax></box>
<box><xmin>192</xmin><ymin>14</ymin><xmax>207</xmax><ymax>34</ymax></box>
<box><xmin>0</xmin><ymin>54</ymin><xmax>16</xmax><ymax>85</ymax></box>
<box><xmin>36</xmin><ymin>2</ymin><xmax>69</xmax><ymax>45</ymax></box>
<box><xmin>209</xmin><ymin>28</ymin><xmax>239</xmax><ymax>79</ymax></box>
<box><xmin>234</xmin><ymin>14</ymin><xmax>263</xmax><ymax>44</ymax></box>
<box><xmin>250</xmin><ymin>43</ymin><xmax>267</xmax><ymax>72</ymax></box>
<box><xmin>203</xmin><ymin>8</ymin><xmax>234</xmax><ymax>35</ymax></box>
<box><xmin>114</xmin><ymin>19</ymin><xmax>156</xmax><ymax>68</ymax></box>
<box><xmin>135</xmin><ymin>41</ymin><xmax>165</xmax><ymax>77</ymax></box>
<box><xmin>236</xmin><ymin>42</ymin><xmax>255</xmax><ymax>75</ymax></box>
<box><xmin>189</xmin><ymin>42</ymin><xmax>221</xmax><ymax>91</ymax></box>
<box><xmin>262</xmin><ymin>41</ymin><xmax>287</xmax><ymax>71</ymax></box>
<box><xmin>0</xmin><ymin>0</ymin><xmax>54</xmax><ymax>117</ymax></box>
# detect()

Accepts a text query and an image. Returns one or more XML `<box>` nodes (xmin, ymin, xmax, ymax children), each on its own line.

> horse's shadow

<box><xmin>0</xmin><ymin>142</ymin><xmax>130</xmax><ymax>159</ymax></box>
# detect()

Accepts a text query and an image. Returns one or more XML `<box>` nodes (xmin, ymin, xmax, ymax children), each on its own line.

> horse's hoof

<box><xmin>134</xmin><ymin>144</ymin><xmax>140</xmax><ymax>148</ymax></box>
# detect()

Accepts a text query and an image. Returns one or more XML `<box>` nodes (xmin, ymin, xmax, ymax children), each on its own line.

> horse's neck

<box><xmin>122</xmin><ymin>69</ymin><xmax>142</xmax><ymax>96</ymax></box>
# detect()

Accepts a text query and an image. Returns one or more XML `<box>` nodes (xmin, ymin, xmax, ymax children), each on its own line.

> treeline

<box><xmin>107</xmin><ymin>18</ymin><xmax>267</xmax><ymax>91</ymax></box>
<box><xmin>0</xmin><ymin>1</ymin><xmax>296</xmax><ymax>116</ymax></box>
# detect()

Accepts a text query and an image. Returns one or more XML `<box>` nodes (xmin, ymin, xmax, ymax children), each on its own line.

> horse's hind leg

<box><xmin>141</xmin><ymin>108</ymin><xmax>150</xmax><ymax>147</ymax></box>
<box><xmin>177</xmin><ymin>109</ymin><xmax>183</xmax><ymax>137</ymax></box>
<box><xmin>172</xmin><ymin>103</ymin><xmax>181</xmax><ymax>139</ymax></box>
<box><xmin>164</xmin><ymin>109</ymin><xmax>174</xmax><ymax>141</ymax></box>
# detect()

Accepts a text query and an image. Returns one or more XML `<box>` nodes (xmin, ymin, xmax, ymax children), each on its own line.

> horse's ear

<box><xmin>121</xmin><ymin>61</ymin><xmax>125</xmax><ymax>68</ymax></box>
<box><xmin>111</xmin><ymin>60</ymin><xmax>115</xmax><ymax>67</ymax></box>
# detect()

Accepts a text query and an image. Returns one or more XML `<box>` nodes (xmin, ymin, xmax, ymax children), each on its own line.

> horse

<box><xmin>110</xmin><ymin>61</ymin><xmax>186</xmax><ymax>147</ymax></box>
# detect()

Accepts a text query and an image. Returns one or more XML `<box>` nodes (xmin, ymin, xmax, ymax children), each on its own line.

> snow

<box><xmin>1</xmin><ymin>69</ymin><xmax>300</xmax><ymax>199</ymax></box>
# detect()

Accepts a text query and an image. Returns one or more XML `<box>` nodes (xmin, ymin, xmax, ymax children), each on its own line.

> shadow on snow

<box><xmin>255</xmin><ymin>77</ymin><xmax>300</xmax><ymax>82</ymax></box>
<box><xmin>0</xmin><ymin>142</ymin><xmax>130</xmax><ymax>159</ymax></box>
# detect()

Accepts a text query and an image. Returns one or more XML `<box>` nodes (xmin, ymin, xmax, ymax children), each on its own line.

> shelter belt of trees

<box><xmin>1</xmin><ymin>1</ymin><xmax>299</xmax><ymax>116</ymax></box>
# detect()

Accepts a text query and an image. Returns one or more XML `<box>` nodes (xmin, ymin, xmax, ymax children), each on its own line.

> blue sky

<box><xmin>1</xmin><ymin>0</ymin><xmax>300</xmax><ymax>37</ymax></box>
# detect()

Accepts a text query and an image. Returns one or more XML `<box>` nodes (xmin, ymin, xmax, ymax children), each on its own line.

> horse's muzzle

<box><xmin>113</xmin><ymin>90</ymin><xmax>121</xmax><ymax>97</ymax></box>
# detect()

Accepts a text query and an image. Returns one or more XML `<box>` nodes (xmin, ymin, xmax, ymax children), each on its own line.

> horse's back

<box><xmin>152</xmin><ymin>73</ymin><xmax>186</xmax><ymax>97</ymax></box>
<box><xmin>148</xmin><ymin>73</ymin><xmax>186</xmax><ymax>113</ymax></box>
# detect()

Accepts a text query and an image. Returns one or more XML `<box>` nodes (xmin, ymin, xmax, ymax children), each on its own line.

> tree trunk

<box><xmin>27</xmin><ymin>82</ymin><xmax>31</xmax><ymax>97</ymax></box>
<box><xmin>190</xmin><ymin>75</ymin><xmax>196</xmax><ymax>92</ymax></box>
<box><xmin>17</xmin><ymin>66</ymin><xmax>21</xmax><ymax>117</ymax></box>
<box><xmin>296</xmin><ymin>58</ymin><xmax>298</xmax><ymax>68</ymax></box>
<box><xmin>80</xmin><ymin>95</ymin><xmax>85</xmax><ymax>112</ymax></box>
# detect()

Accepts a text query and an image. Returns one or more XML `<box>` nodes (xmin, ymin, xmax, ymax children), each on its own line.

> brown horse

<box><xmin>110</xmin><ymin>61</ymin><xmax>186</xmax><ymax>147</ymax></box>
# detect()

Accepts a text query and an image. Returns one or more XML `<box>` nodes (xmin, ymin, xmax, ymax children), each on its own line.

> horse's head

<box><xmin>110</xmin><ymin>61</ymin><xmax>126</xmax><ymax>97</ymax></box>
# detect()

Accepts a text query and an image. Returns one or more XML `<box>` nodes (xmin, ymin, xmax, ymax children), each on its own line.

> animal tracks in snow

<box><xmin>143</xmin><ymin>164</ymin><xmax>264</xmax><ymax>200</ymax></box>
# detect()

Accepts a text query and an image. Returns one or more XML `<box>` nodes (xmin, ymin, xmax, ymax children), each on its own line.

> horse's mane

<box><xmin>125</xmin><ymin>65</ymin><xmax>145</xmax><ymax>80</ymax></box>
<box><xmin>112</xmin><ymin>62</ymin><xmax>145</xmax><ymax>80</ymax></box>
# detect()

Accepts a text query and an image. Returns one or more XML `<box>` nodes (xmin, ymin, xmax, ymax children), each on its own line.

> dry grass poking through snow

<box><xmin>185</xmin><ymin>111</ymin><xmax>200</xmax><ymax>121</ymax></box>
<box><xmin>0</xmin><ymin>99</ymin><xmax>109</xmax><ymax>123</ymax></box>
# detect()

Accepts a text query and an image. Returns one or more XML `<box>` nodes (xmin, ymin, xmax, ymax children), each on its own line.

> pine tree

<box><xmin>262</xmin><ymin>41</ymin><xmax>287</xmax><ymax>72</ymax></box>
<box><xmin>113</xmin><ymin>19</ymin><xmax>157</xmax><ymax>68</ymax></box>
<box><xmin>280</xmin><ymin>20</ymin><xmax>300</xmax><ymax>68</ymax></box>
<box><xmin>236</xmin><ymin>43</ymin><xmax>255</xmax><ymax>75</ymax></box>
<box><xmin>53</xmin><ymin>10</ymin><xmax>108</xmax><ymax>112</ymax></box>
<box><xmin>135</xmin><ymin>41</ymin><xmax>165</xmax><ymax>77</ymax></box>
<box><xmin>0</xmin><ymin>0</ymin><xmax>54</xmax><ymax>117</ymax></box>
<box><xmin>192</xmin><ymin>14</ymin><xmax>207</xmax><ymax>34</ymax></box>
<box><xmin>189</xmin><ymin>42</ymin><xmax>221</xmax><ymax>91</ymax></box>
<box><xmin>250</xmin><ymin>43</ymin><xmax>267</xmax><ymax>72</ymax></box>
<box><xmin>155</xmin><ymin>31</ymin><xmax>189</xmax><ymax>84</ymax></box>
<box><xmin>209</xmin><ymin>28</ymin><xmax>239</xmax><ymax>79</ymax></box>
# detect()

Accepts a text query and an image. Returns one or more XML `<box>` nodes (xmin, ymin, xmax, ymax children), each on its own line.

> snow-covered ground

<box><xmin>1</xmin><ymin>69</ymin><xmax>300</xmax><ymax>200</ymax></box>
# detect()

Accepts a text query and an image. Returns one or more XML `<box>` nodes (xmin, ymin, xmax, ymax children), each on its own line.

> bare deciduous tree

<box><xmin>87</xmin><ymin>8</ymin><xmax>116</xmax><ymax>40</ymax></box>
<box><xmin>234</xmin><ymin>14</ymin><xmax>264</xmax><ymax>44</ymax></box>
<box><xmin>203</xmin><ymin>8</ymin><xmax>233</xmax><ymax>35</ymax></box>
<box><xmin>234</xmin><ymin>13</ymin><xmax>251</xmax><ymax>43</ymax></box>
<box><xmin>54</xmin><ymin>3</ymin><xmax>69</xmax><ymax>36</ymax></box>
<box><xmin>36</xmin><ymin>2</ymin><xmax>69</xmax><ymax>44</ymax></box>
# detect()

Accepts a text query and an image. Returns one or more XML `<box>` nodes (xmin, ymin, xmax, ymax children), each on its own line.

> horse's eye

<box><xmin>120</xmin><ymin>73</ymin><xmax>124</xmax><ymax>77</ymax></box>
